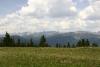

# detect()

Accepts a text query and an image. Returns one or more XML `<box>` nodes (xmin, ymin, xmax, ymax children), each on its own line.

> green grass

<box><xmin>0</xmin><ymin>47</ymin><xmax>100</xmax><ymax>67</ymax></box>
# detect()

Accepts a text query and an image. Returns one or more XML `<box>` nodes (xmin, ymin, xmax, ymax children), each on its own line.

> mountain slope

<box><xmin>0</xmin><ymin>31</ymin><xmax>100</xmax><ymax>45</ymax></box>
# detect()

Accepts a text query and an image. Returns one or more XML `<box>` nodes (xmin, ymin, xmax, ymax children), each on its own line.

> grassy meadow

<box><xmin>0</xmin><ymin>47</ymin><xmax>100</xmax><ymax>67</ymax></box>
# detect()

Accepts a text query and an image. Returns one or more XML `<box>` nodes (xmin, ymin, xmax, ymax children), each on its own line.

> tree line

<box><xmin>0</xmin><ymin>32</ymin><xmax>99</xmax><ymax>47</ymax></box>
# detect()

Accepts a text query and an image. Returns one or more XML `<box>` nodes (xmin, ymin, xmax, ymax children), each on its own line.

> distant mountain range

<box><xmin>0</xmin><ymin>31</ymin><xmax>100</xmax><ymax>45</ymax></box>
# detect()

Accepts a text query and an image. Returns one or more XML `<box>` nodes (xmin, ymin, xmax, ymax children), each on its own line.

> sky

<box><xmin>0</xmin><ymin>0</ymin><xmax>100</xmax><ymax>34</ymax></box>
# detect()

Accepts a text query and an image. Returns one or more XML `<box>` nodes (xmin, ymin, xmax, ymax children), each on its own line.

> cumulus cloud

<box><xmin>86</xmin><ymin>1</ymin><xmax>100</xmax><ymax>20</ymax></box>
<box><xmin>19</xmin><ymin>0</ymin><xmax>77</xmax><ymax>18</ymax></box>
<box><xmin>0</xmin><ymin>0</ymin><xmax>100</xmax><ymax>34</ymax></box>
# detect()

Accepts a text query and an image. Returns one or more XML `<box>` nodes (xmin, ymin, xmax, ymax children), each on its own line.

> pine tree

<box><xmin>72</xmin><ymin>44</ymin><xmax>75</xmax><ymax>48</ymax></box>
<box><xmin>28</xmin><ymin>38</ymin><xmax>34</xmax><ymax>47</ymax></box>
<box><xmin>81</xmin><ymin>39</ymin><xmax>85</xmax><ymax>47</ymax></box>
<box><xmin>56</xmin><ymin>43</ymin><xmax>61</xmax><ymax>48</ymax></box>
<box><xmin>92</xmin><ymin>43</ymin><xmax>98</xmax><ymax>47</ymax></box>
<box><xmin>56</xmin><ymin>43</ymin><xmax>59</xmax><ymax>48</ymax></box>
<box><xmin>39</xmin><ymin>35</ymin><xmax>48</xmax><ymax>47</ymax></box>
<box><xmin>17</xmin><ymin>39</ymin><xmax>21</xmax><ymax>45</ymax></box>
<box><xmin>0</xmin><ymin>40</ymin><xmax>3</xmax><ymax>47</ymax></box>
<box><xmin>67</xmin><ymin>42</ymin><xmax>70</xmax><ymax>48</ymax></box>
<box><xmin>3</xmin><ymin>32</ymin><xmax>15</xmax><ymax>47</ymax></box>
<box><xmin>86</xmin><ymin>39</ymin><xmax>90</xmax><ymax>47</ymax></box>
<box><xmin>76</xmin><ymin>39</ymin><xmax>90</xmax><ymax>47</ymax></box>
<box><xmin>63</xmin><ymin>44</ymin><xmax>67</xmax><ymax>48</ymax></box>
<box><xmin>16</xmin><ymin>38</ymin><xmax>21</xmax><ymax>47</ymax></box>
<box><xmin>76</xmin><ymin>40</ymin><xmax>81</xmax><ymax>47</ymax></box>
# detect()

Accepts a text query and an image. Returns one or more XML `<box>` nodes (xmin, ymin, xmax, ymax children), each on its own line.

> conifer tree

<box><xmin>63</xmin><ymin>44</ymin><xmax>67</xmax><ymax>48</ymax></box>
<box><xmin>28</xmin><ymin>38</ymin><xmax>34</xmax><ymax>47</ymax></box>
<box><xmin>76</xmin><ymin>40</ymin><xmax>81</xmax><ymax>47</ymax></box>
<box><xmin>3</xmin><ymin>32</ymin><xmax>14</xmax><ymax>47</ymax></box>
<box><xmin>76</xmin><ymin>39</ymin><xmax>91</xmax><ymax>47</ymax></box>
<box><xmin>81</xmin><ymin>39</ymin><xmax>85</xmax><ymax>47</ymax></box>
<box><xmin>72</xmin><ymin>44</ymin><xmax>75</xmax><ymax>48</ymax></box>
<box><xmin>16</xmin><ymin>38</ymin><xmax>21</xmax><ymax>47</ymax></box>
<box><xmin>92</xmin><ymin>43</ymin><xmax>98</xmax><ymax>47</ymax></box>
<box><xmin>86</xmin><ymin>39</ymin><xmax>90</xmax><ymax>47</ymax></box>
<box><xmin>56</xmin><ymin>43</ymin><xmax>61</xmax><ymax>48</ymax></box>
<box><xmin>17</xmin><ymin>39</ymin><xmax>21</xmax><ymax>45</ymax></box>
<box><xmin>56</xmin><ymin>43</ymin><xmax>59</xmax><ymax>48</ymax></box>
<box><xmin>67</xmin><ymin>42</ymin><xmax>70</xmax><ymax>48</ymax></box>
<box><xmin>39</xmin><ymin>35</ymin><xmax>48</xmax><ymax>47</ymax></box>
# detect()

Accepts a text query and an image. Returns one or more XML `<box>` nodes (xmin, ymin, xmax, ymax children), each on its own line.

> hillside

<box><xmin>0</xmin><ymin>31</ymin><xmax>100</xmax><ymax>45</ymax></box>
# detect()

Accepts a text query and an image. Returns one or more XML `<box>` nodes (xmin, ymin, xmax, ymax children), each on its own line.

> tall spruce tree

<box><xmin>76</xmin><ymin>40</ymin><xmax>81</xmax><ymax>47</ymax></box>
<box><xmin>67</xmin><ymin>42</ymin><xmax>70</xmax><ymax>48</ymax></box>
<box><xmin>39</xmin><ymin>35</ymin><xmax>48</xmax><ymax>47</ymax></box>
<box><xmin>56</xmin><ymin>43</ymin><xmax>59</xmax><ymax>48</ymax></box>
<box><xmin>86</xmin><ymin>39</ymin><xmax>90</xmax><ymax>47</ymax></box>
<box><xmin>63</xmin><ymin>44</ymin><xmax>67</xmax><ymax>48</ymax></box>
<box><xmin>16</xmin><ymin>38</ymin><xmax>21</xmax><ymax>47</ymax></box>
<box><xmin>17</xmin><ymin>39</ymin><xmax>21</xmax><ymax>45</ymax></box>
<box><xmin>28</xmin><ymin>38</ymin><xmax>34</xmax><ymax>47</ymax></box>
<box><xmin>76</xmin><ymin>39</ymin><xmax>90</xmax><ymax>47</ymax></box>
<box><xmin>56</xmin><ymin>43</ymin><xmax>61</xmax><ymax>48</ymax></box>
<box><xmin>92</xmin><ymin>43</ymin><xmax>98</xmax><ymax>47</ymax></box>
<box><xmin>3</xmin><ymin>32</ymin><xmax>14</xmax><ymax>47</ymax></box>
<box><xmin>81</xmin><ymin>39</ymin><xmax>85</xmax><ymax>47</ymax></box>
<box><xmin>72</xmin><ymin>44</ymin><xmax>75</xmax><ymax>48</ymax></box>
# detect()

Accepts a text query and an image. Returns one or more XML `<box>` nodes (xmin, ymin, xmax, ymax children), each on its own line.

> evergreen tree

<box><xmin>39</xmin><ymin>35</ymin><xmax>48</xmax><ymax>47</ymax></box>
<box><xmin>3</xmin><ymin>32</ymin><xmax>15</xmax><ymax>47</ymax></box>
<box><xmin>92</xmin><ymin>43</ymin><xmax>98</xmax><ymax>47</ymax></box>
<box><xmin>63</xmin><ymin>44</ymin><xmax>67</xmax><ymax>48</ymax></box>
<box><xmin>17</xmin><ymin>39</ymin><xmax>21</xmax><ymax>45</ymax></box>
<box><xmin>81</xmin><ymin>39</ymin><xmax>85</xmax><ymax>47</ymax></box>
<box><xmin>72</xmin><ymin>44</ymin><xmax>75</xmax><ymax>48</ymax></box>
<box><xmin>16</xmin><ymin>38</ymin><xmax>21</xmax><ymax>47</ymax></box>
<box><xmin>76</xmin><ymin>39</ymin><xmax>90</xmax><ymax>47</ymax></box>
<box><xmin>56</xmin><ymin>43</ymin><xmax>61</xmax><ymax>48</ymax></box>
<box><xmin>0</xmin><ymin>40</ymin><xmax>3</xmax><ymax>47</ymax></box>
<box><xmin>56</xmin><ymin>43</ymin><xmax>59</xmax><ymax>48</ymax></box>
<box><xmin>28</xmin><ymin>38</ymin><xmax>34</xmax><ymax>47</ymax></box>
<box><xmin>86</xmin><ymin>39</ymin><xmax>90</xmax><ymax>47</ymax></box>
<box><xmin>76</xmin><ymin>40</ymin><xmax>81</xmax><ymax>47</ymax></box>
<box><xmin>30</xmin><ymin>38</ymin><xmax>34</xmax><ymax>46</ymax></box>
<box><xmin>67</xmin><ymin>42</ymin><xmax>70</xmax><ymax>48</ymax></box>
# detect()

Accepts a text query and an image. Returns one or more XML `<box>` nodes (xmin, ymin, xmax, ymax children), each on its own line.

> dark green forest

<box><xmin>0</xmin><ymin>32</ymin><xmax>98</xmax><ymax>47</ymax></box>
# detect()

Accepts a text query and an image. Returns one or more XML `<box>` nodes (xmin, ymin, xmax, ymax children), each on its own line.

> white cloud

<box><xmin>0</xmin><ymin>0</ymin><xmax>100</xmax><ymax>34</ymax></box>
<box><xmin>19</xmin><ymin>0</ymin><xmax>77</xmax><ymax>18</ymax></box>
<box><xmin>86</xmin><ymin>1</ymin><xmax>100</xmax><ymax>20</ymax></box>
